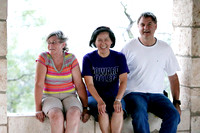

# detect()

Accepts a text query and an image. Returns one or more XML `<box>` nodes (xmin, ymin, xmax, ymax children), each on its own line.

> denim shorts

<box><xmin>88</xmin><ymin>96</ymin><xmax>127</xmax><ymax>121</ymax></box>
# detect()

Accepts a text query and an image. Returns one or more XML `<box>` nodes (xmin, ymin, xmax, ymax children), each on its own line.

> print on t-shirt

<box><xmin>93</xmin><ymin>66</ymin><xmax>119</xmax><ymax>82</ymax></box>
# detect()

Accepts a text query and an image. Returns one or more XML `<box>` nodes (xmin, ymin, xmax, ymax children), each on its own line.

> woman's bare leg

<box><xmin>48</xmin><ymin>108</ymin><xmax>64</xmax><ymax>133</ymax></box>
<box><xmin>111</xmin><ymin>111</ymin><xmax>123</xmax><ymax>133</ymax></box>
<box><xmin>98</xmin><ymin>113</ymin><xmax>110</xmax><ymax>133</ymax></box>
<box><xmin>65</xmin><ymin>106</ymin><xmax>81</xmax><ymax>133</ymax></box>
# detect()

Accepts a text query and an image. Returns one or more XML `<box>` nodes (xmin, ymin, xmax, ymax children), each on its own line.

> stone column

<box><xmin>172</xmin><ymin>0</ymin><xmax>200</xmax><ymax>132</ymax></box>
<box><xmin>0</xmin><ymin>0</ymin><xmax>7</xmax><ymax>132</ymax></box>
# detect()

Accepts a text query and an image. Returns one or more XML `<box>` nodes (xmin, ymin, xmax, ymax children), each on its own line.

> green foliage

<box><xmin>7</xmin><ymin>35</ymin><xmax>46</xmax><ymax>113</ymax></box>
<box><xmin>22</xmin><ymin>10</ymin><xmax>46</xmax><ymax>27</ymax></box>
<box><xmin>7</xmin><ymin>39</ymin><xmax>46</xmax><ymax>113</ymax></box>
<box><xmin>7</xmin><ymin>44</ymin><xmax>36</xmax><ymax>113</ymax></box>
<box><xmin>7</xmin><ymin>0</ymin><xmax>46</xmax><ymax>113</ymax></box>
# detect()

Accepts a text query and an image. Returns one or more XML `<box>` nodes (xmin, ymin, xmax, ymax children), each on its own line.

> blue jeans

<box><xmin>124</xmin><ymin>92</ymin><xmax>180</xmax><ymax>133</ymax></box>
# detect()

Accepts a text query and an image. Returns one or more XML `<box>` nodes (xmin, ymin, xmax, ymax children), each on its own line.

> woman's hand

<box><xmin>98</xmin><ymin>101</ymin><xmax>106</xmax><ymax>115</ymax></box>
<box><xmin>113</xmin><ymin>100</ymin><xmax>122</xmax><ymax>113</ymax></box>
<box><xmin>35</xmin><ymin>111</ymin><xmax>45</xmax><ymax>122</ymax></box>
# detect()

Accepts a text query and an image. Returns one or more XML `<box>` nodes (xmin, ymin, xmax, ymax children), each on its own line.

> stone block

<box><xmin>0</xmin><ymin>21</ymin><xmax>7</xmax><ymax>56</ymax></box>
<box><xmin>191</xmin><ymin>88</ymin><xmax>200</xmax><ymax>113</ymax></box>
<box><xmin>173</xmin><ymin>0</ymin><xmax>200</xmax><ymax>26</ymax></box>
<box><xmin>0</xmin><ymin>94</ymin><xmax>7</xmax><ymax>124</ymax></box>
<box><xmin>193</xmin><ymin>0</ymin><xmax>200</xmax><ymax>26</ymax></box>
<box><xmin>95</xmin><ymin>122</ymin><xmax>101</xmax><ymax>133</ymax></box>
<box><xmin>122</xmin><ymin>113</ymin><xmax>162</xmax><ymax>133</ymax></box>
<box><xmin>191</xmin><ymin>28</ymin><xmax>200</xmax><ymax>56</ymax></box>
<box><xmin>79</xmin><ymin>117</ymin><xmax>95</xmax><ymax>133</ymax></box>
<box><xmin>0</xmin><ymin>58</ymin><xmax>7</xmax><ymax>91</ymax></box>
<box><xmin>122</xmin><ymin>116</ymin><xmax>133</xmax><ymax>133</ymax></box>
<box><xmin>179</xmin><ymin>86</ymin><xmax>190</xmax><ymax>110</ymax></box>
<box><xmin>177</xmin><ymin>57</ymin><xmax>200</xmax><ymax>87</ymax></box>
<box><xmin>97</xmin><ymin>114</ymin><xmax>162</xmax><ymax>133</ymax></box>
<box><xmin>8</xmin><ymin>115</ymin><xmax>51</xmax><ymax>133</ymax></box>
<box><xmin>191</xmin><ymin>116</ymin><xmax>200</xmax><ymax>133</ymax></box>
<box><xmin>173</xmin><ymin>0</ymin><xmax>193</xmax><ymax>26</ymax></box>
<box><xmin>172</xmin><ymin>27</ymin><xmax>200</xmax><ymax>57</ymax></box>
<box><xmin>177</xmin><ymin>57</ymin><xmax>191</xmax><ymax>86</ymax></box>
<box><xmin>0</xmin><ymin>0</ymin><xmax>7</xmax><ymax>19</ymax></box>
<box><xmin>190</xmin><ymin>58</ymin><xmax>200</xmax><ymax>86</ymax></box>
<box><xmin>171</xmin><ymin>27</ymin><xmax>191</xmax><ymax>56</ymax></box>
<box><xmin>178</xmin><ymin>110</ymin><xmax>190</xmax><ymax>131</ymax></box>
<box><xmin>0</xmin><ymin>126</ymin><xmax>7</xmax><ymax>133</ymax></box>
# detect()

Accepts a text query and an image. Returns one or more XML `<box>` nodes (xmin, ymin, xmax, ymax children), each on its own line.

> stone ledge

<box><xmin>8</xmin><ymin>113</ymin><xmax>162</xmax><ymax>133</ymax></box>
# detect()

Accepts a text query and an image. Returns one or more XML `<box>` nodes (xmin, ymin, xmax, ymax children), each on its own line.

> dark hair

<box><xmin>137</xmin><ymin>12</ymin><xmax>157</xmax><ymax>24</ymax></box>
<box><xmin>89</xmin><ymin>26</ymin><xmax>116</xmax><ymax>48</ymax></box>
<box><xmin>46</xmin><ymin>30</ymin><xmax>69</xmax><ymax>52</ymax></box>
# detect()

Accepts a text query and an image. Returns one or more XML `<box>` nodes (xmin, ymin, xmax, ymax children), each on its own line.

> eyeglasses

<box><xmin>47</xmin><ymin>40</ymin><xmax>61</xmax><ymax>45</ymax></box>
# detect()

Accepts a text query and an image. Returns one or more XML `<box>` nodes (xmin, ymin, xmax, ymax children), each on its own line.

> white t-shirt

<box><xmin>121</xmin><ymin>38</ymin><xmax>180</xmax><ymax>95</ymax></box>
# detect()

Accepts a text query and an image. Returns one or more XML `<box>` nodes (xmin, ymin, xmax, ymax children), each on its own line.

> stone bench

<box><xmin>8</xmin><ymin>113</ymin><xmax>162</xmax><ymax>133</ymax></box>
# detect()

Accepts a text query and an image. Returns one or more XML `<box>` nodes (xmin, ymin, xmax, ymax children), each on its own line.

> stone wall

<box><xmin>0</xmin><ymin>0</ymin><xmax>8</xmax><ymax>132</ymax></box>
<box><xmin>172</xmin><ymin>0</ymin><xmax>200</xmax><ymax>132</ymax></box>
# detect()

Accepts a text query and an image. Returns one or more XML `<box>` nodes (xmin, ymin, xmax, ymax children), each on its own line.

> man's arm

<box><xmin>168</xmin><ymin>73</ymin><xmax>181</xmax><ymax>115</ymax></box>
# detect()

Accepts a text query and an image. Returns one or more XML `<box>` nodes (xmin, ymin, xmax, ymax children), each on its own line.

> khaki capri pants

<box><xmin>42</xmin><ymin>93</ymin><xmax>83</xmax><ymax>115</ymax></box>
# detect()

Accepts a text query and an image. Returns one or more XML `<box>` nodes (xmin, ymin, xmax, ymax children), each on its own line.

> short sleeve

<box><xmin>118</xmin><ymin>53</ymin><xmax>130</xmax><ymax>75</ymax></box>
<box><xmin>36</xmin><ymin>52</ymin><xmax>49</xmax><ymax>66</ymax></box>
<box><xmin>82</xmin><ymin>54</ymin><xmax>93</xmax><ymax>77</ymax></box>
<box><xmin>165</xmin><ymin>47</ymin><xmax>180</xmax><ymax>76</ymax></box>
<box><xmin>64</xmin><ymin>53</ymin><xmax>79</xmax><ymax>69</ymax></box>
<box><xmin>71</xmin><ymin>54</ymin><xmax>79</xmax><ymax>69</ymax></box>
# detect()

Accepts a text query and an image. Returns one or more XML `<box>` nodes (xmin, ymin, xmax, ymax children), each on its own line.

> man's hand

<box><xmin>174</xmin><ymin>104</ymin><xmax>181</xmax><ymax>115</ymax></box>
<box><xmin>81</xmin><ymin>109</ymin><xmax>90</xmax><ymax>123</ymax></box>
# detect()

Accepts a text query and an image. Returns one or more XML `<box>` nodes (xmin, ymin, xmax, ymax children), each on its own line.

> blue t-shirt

<box><xmin>82</xmin><ymin>50</ymin><xmax>129</xmax><ymax>99</ymax></box>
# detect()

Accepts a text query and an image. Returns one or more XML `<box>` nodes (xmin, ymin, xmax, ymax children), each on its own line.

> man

<box><xmin>121</xmin><ymin>12</ymin><xmax>181</xmax><ymax>133</ymax></box>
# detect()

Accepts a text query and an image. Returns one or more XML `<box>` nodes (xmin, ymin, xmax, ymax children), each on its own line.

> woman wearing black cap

<box><xmin>82</xmin><ymin>26</ymin><xmax>129</xmax><ymax>133</ymax></box>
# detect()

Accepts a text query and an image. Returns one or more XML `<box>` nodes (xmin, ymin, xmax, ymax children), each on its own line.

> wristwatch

<box><xmin>173</xmin><ymin>100</ymin><xmax>181</xmax><ymax>105</ymax></box>
<box><xmin>83</xmin><ymin>107</ymin><xmax>90</xmax><ymax>110</ymax></box>
<box><xmin>115</xmin><ymin>98</ymin><xmax>121</xmax><ymax>102</ymax></box>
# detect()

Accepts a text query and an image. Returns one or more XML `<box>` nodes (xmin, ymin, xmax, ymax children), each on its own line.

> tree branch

<box><xmin>120</xmin><ymin>2</ymin><xmax>135</xmax><ymax>39</ymax></box>
<box><xmin>8</xmin><ymin>73</ymin><xmax>34</xmax><ymax>82</ymax></box>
